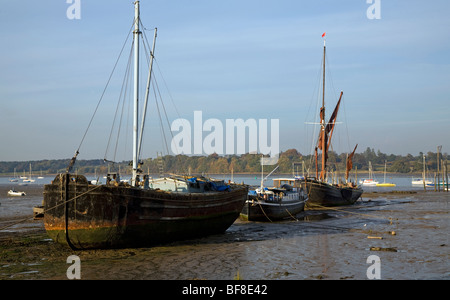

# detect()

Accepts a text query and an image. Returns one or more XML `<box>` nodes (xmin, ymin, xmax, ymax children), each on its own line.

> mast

<box><xmin>132</xmin><ymin>1</ymin><xmax>141</xmax><ymax>186</ymax></box>
<box><xmin>260</xmin><ymin>154</ymin><xmax>264</xmax><ymax>190</ymax></box>
<box><xmin>138</xmin><ymin>27</ymin><xmax>157</xmax><ymax>161</ymax></box>
<box><xmin>423</xmin><ymin>154</ymin><xmax>426</xmax><ymax>190</ymax></box>
<box><xmin>320</xmin><ymin>35</ymin><xmax>326</xmax><ymax>181</ymax></box>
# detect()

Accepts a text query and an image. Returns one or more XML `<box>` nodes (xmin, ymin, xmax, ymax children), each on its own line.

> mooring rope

<box><xmin>253</xmin><ymin>199</ymin><xmax>273</xmax><ymax>222</ymax></box>
<box><xmin>285</xmin><ymin>208</ymin><xmax>299</xmax><ymax>221</ymax></box>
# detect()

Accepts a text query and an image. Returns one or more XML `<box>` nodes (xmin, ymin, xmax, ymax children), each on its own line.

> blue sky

<box><xmin>1</xmin><ymin>0</ymin><xmax>449</xmax><ymax>162</ymax></box>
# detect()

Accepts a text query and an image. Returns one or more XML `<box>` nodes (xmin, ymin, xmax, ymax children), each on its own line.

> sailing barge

<box><xmin>43</xmin><ymin>2</ymin><xmax>248</xmax><ymax>249</ymax></box>
<box><xmin>302</xmin><ymin>34</ymin><xmax>363</xmax><ymax>207</ymax></box>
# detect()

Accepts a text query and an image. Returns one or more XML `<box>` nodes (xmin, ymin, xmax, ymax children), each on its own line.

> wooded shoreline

<box><xmin>1</xmin><ymin>148</ymin><xmax>447</xmax><ymax>176</ymax></box>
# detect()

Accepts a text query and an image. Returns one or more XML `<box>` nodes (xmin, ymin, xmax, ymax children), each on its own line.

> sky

<box><xmin>1</xmin><ymin>0</ymin><xmax>449</xmax><ymax>162</ymax></box>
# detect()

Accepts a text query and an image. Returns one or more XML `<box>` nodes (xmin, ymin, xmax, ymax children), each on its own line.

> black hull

<box><xmin>241</xmin><ymin>199</ymin><xmax>306</xmax><ymax>221</ymax></box>
<box><xmin>43</xmin><ymin>174</ymin><xmax>248</xmax><ymax>249</ymax></box>
<box><xmin>303</xmin><ymin>179</ymin><xmax>363</xmax><ymax>208</ymax></box>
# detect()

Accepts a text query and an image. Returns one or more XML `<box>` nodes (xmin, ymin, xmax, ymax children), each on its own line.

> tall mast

<box><xmin>138</xmin><ymin>27</ymin><xmax>157</xmax><ymax>161</ymax></box>
<box><xmin>322</xmin><ymin>37</ymin><xmax>326</xmax><ymax>111</ymax></box>
<box><xmin>132</xmin><ymin>1</ymin><xmax>141</xmax><ymax>186</ymax></box>
<box><xmin>320</xmin><ymin>35</ymin><xmax>326</xmax><ymax>181</ymax></box>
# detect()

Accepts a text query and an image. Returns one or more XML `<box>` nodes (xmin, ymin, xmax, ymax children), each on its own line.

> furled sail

<box><xmin>316</xmin><ymin>91</ymin><xmax>343</xmax><ymax>180</ymax></box>
<box><xmin>346</xmin><ymin>144</ymin><xmax>358</xmax><ymax>181</ymax></box>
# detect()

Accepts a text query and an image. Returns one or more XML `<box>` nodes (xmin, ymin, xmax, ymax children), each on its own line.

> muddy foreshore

<box><xmin>0</xmin><ymin>185</ymin><xmax>448</xmax><ymax>280</ymax></box>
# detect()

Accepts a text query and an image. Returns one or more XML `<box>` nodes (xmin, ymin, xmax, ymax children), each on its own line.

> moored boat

<box><xmin>241</xmin><ymin>178</ymin><xmax>307</xmax><ymax>221</ymax></box>
<box><xmin>360</xmin><ymin>179</ymin><xmax>378</xmax><ymax>186</ymax></box>
<box><xmin>7</xmin><ymin>189</ymin><xmax>26</xmax><ymax>196</ymax></box>
<box><xmin>376</xmin><ymin>160</ymin><xmax>396</xmax><ymax>187</ymax></box>
<box><xmin>302</xmin><ymin>34</ymin><xmax>363</xmax><ymax>207</ymax></box>
<box><xmin>43</xmin><ymin>1</ymin><xmax>248</xmax><ymax>249</ymax></box>
<box><xmin>359</xmin><ymin>162</ymin><xmax>379</xmax><ymax>186</ymax></box>
<box><xmin>44</xmin><ymin>173</ymin><xmax>247</xmax><ymax>249</ymax></box>
<box><xmin>411</xmin><ymin>178</ymin><xmax>433</xmax><ymax>186</ymax></box>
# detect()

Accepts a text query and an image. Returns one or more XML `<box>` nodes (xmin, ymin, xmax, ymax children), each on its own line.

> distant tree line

<box><xmin>1</xmin><ymin>148</ymin><xmax>447</xmax><ymax>176</ymax></box>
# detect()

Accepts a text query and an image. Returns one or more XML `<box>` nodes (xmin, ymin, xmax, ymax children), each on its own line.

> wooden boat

<box><xmin>43</xmin><ymin>1</ymin><xmax>248</xmax><ymax>249</ymax></box>
<box><xmin>302</xmin><ymin>34</ymin><xmax>363</xmax><ymax>208</ymax></box>
<box><xmin>44</xmin><ymin>174</ymin><xmax>247</xmax><ymax>249</ymax></box>
<box><xmin>241</xmin><ymin>178</ymin><xmax>307</xmax><ymax>221</ymax></box>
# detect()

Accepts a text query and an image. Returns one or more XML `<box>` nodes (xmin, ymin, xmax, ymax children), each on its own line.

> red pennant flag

<box><xmin>322</xmin><ymin>32</ymin><xmax>326</xmax><ymax>38</ymax></box>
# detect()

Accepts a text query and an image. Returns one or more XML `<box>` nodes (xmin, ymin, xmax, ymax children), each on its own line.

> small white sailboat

<box><xmin>9</xmin><ymin>168</ymin><xmax>19</xmax><ymax>182</ymax></box>
<box><xmin>8</xmin><ymin>189</ymin><xmax>26</xmax><ymax>196</ymax></box>
<box><xmin>20</xmin><ymin>170</ymin><xmax>27</xmax><ymax>180</ymax></box>
<box><xmin>359</xmin><ymin>162</ymin><xmax>379</xmax><ymax>186</ymax></box>
<box><xmin>376</xmin><ymin>160</ymin><xmax>396</xmax><ymax>187</ymax></box>
<box><xmin>22</xmin><ymin>163</ymin><xmax>35</xmax><ymax>183</ymax></box>
<box><xmin>411</xmin><ymin>155</ymin><xmax>432</xmax><ymax>186</ymax></box>
<box><xmin>411</xmin><ymin>178</ymin><xmax>433</xmax><ymax>186</ymax></box>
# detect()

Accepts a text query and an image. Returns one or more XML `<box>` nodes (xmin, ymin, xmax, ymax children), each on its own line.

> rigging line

<box><xmin>153</xmin><ymin>82</ymin><xmax>170</xmax><ymax>155</ymax></box>
<box><xmin>153</xmin><ymin>74</ymin><xmax>179</xmax><ymax>155</ymax></box>
<box><xmin>77</xmin><ymin>22</ymin><xmax>134</xmax><ymax>154</ymax></box>
<box><xmin>122</xmin><ymin>79</ymin><xmax>133</xmax><ymax>162</ymax></box>
<box><xmin>105</xmin><ymin>43</ymin><xmax>134</xmax><ymax>162</ymax></box>
<box><xmin>154</xmin><ymin>58</ymin><xmax>182</xmax><ymax>119</ymax></box>
<box><xmin>342</xmin><ymin>94</ymin><xmax>352</xmax><ymax>152</ymax></box>
<box><xmin>305</xmin><ymin>54</ymin><xmax>323</xmax><ymax>169</ymax></box>
<box><xmin>118</xmin><ymin>44</ymin><xmax>136</xmax><ymax>162</ymax></box>
<box><xmin>324</xmin><ymin>52</ymin><xmax>351</xmax><ymax>153</ymax></box>
<box><xmin>113</xmin><ymin>58</ymin><xmax>133</xmax><ymax>163</ymax></box>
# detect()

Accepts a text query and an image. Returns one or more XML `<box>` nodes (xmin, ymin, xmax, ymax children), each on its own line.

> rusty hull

<box><xmin>43</xmin><ymin>174</ymin><xmax>248</xmax><ymax>249</ymax></box>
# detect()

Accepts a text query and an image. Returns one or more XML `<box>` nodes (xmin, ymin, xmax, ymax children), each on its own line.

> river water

<box><xmin>0</xmin><ymin>174</ymin><xmax>448</xmax><ymax>280</ymax></box>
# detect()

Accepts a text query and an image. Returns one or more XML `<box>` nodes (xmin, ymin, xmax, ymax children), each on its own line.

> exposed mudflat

<box><xmin>0</xmin><ymin>185</ymin><xmax>448</xmax><ymax>280</ymax></box>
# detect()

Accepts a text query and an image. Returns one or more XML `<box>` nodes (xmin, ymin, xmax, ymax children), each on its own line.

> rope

<box><xmin>253</xmin><ymin>199</ymin><xmax>272</xmax><ymax>222</ymax></box>
<box><xmin>77</xmin><ymin>23</ymin><xmax>134</xmax><ymax>155</ymax></box>
<box><xmin>285</xmin><ymin>208</ymin><xmax>299</xmax><ymax>221</ymax></box>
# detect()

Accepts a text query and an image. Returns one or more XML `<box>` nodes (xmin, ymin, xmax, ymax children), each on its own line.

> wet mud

<box><xmin>0</xmin><ymin>185</ymin><xmax>448</xmax><ymax>280</ymax></box>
